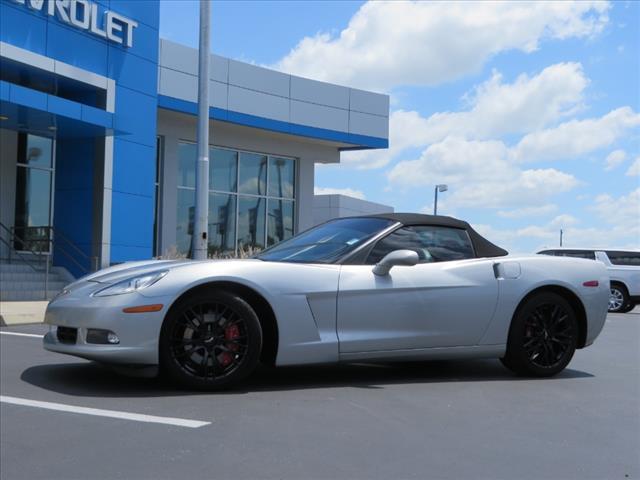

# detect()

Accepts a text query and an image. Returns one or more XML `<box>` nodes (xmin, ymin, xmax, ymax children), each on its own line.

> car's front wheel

<box><xmin>501</xmin><ymin>292</ymin><xmax>578</xmax><ymax>377</ymax></box>
<box><xmin>608</xmin><ymin>283</ymin><xmax>629</xmax><ymax>313</ymax></box>
<box><xmin>159</xmin><ymin>289</ymin><xmax>262</xmax><ymax>390</ymax></box>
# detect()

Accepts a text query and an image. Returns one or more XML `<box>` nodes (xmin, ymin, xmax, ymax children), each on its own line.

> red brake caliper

<box><xmin>219</xmin><ymin>324</ymin><xmax>240</xmax><ymax>367</ymax></box>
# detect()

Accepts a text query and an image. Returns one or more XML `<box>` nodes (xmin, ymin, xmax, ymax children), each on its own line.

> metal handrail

<box><xmin>0</xmin><ymin>222</ymin><xmax>50</xmax><ymax>299</ymax></box>
<box><xmin>1</xmin><ymin>221</ymin><xmax>100</xmax><ymax>300</ymax></box>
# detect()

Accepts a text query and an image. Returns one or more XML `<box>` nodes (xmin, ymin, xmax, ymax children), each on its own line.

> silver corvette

<box><xmin>44</xmin><ymin>214</ymin><xmax>610</xmax><ymax>389</ymax></box>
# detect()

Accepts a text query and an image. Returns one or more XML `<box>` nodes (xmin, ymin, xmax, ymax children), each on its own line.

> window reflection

<box><xmin>14</xmin><ymin>134</ymin><xmax>53</xmax><ymax>252</ymax></box>
<box><xmin>268</xmin><ymin>157</ymin><xmax>294</xmax><ymax>198</ymax></box>
<box><xmin>237</xmin><ymin>196</ymin><xmax>265</xmax><ymax>251</ymax></box>
<box><xmin>210</xmin><ymin>148</ymin><xmax>237</xmax><ymax>193</ymax></box>
<box><xmin>239</xmin><ymin>152</ymin><xmax>267</xmax><ymax>195</ymax></box>
<box><xmin>177</xmin><ymin>142</ymin><xmax>196</xmax><ymax>188</ymax></box>
<box><xmin>208</xmin><ymin>193</ymin><xmax>236</xmax><ymax>255</ymax></box>
<box><xmin>267</xmin><ymin>199</ymin><xmax>294</xmax><ymax>246</ymax></box>
<box><xmin>176</xmin><ymin>189</ymin><xmax>195</xmax><ymax>256</ymax></box>
<box><xmin>175</xmin><ymin>142</ymin><xmax>295</xmax><ymax>256</ymax></box>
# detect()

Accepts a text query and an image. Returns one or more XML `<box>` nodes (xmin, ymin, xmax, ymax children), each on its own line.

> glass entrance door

<box><xmin>13</xmin><ymin>133</ymin><xmax>54</xmax><ymax>252</ymax></box>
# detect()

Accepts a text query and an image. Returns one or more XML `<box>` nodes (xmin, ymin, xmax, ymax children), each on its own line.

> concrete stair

<box><xmin>0</xmin><ymin>263</ymin><xmax>73</xmax><ymax>301</ymax></box>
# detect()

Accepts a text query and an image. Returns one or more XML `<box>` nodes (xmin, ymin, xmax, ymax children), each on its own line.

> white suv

<box><xmin>537</xmin><ymin>248</ymin><xmax>640</xmax><ymax>313</ymax></box>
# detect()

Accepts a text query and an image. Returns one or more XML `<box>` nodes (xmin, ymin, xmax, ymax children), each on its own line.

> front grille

<box><xmin>57</xmin><ymin>326</ymin><xmax>78</xmax><ymax>344</ymax></box>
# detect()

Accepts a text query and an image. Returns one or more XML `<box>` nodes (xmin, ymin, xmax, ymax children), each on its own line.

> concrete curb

<box><xmin>0</xmin><ymin>301</ymin><xmax>48</xmax><ymax>326</ymax></box>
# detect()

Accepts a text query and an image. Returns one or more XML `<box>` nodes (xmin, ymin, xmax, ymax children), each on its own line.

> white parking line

<box><xmin>0</xmin><ymin>331</ymin><xmax>44</xmax><ymax>339</ymax></box>
<box><xmin>0</xmin><ymin>395</ymin><xmax>211</xmax><ymax>429</ymax></box>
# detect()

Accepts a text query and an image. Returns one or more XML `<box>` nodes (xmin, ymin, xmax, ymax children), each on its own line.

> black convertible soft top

<box><xmin>367</xmin><ymin>213</ymin><xmax>509</xmax><ymax>258</ymax></box>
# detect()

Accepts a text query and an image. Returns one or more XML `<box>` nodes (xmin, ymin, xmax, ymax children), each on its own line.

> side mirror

<box><xmin>372</xmin><ymin>249</ymin><xmax>419</xmax><ymax>276</ymax></box>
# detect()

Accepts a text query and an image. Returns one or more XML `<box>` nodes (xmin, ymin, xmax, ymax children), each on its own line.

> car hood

<box><xmin>75</xmin><ymin>259</ymin><xmax>202</xmax><ymax>285</ymax></box>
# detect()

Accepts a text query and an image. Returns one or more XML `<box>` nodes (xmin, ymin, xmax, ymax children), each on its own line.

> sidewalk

<box><xmin>0</xmin><ymin>301</ymin><xmax>48</xmax><ymax>326</ymax></box>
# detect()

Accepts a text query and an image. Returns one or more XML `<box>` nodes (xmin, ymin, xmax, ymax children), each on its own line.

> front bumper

<box><xmin>43</xmin><ymin>282</ymin><xmax>173</xmax><ymax>365</ymax></box>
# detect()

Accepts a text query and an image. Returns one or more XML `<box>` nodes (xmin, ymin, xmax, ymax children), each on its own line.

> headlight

<box><xmin>92</xmin><ymin>270</ymin><xmax>168</xmax><ymax>297</ymax></box>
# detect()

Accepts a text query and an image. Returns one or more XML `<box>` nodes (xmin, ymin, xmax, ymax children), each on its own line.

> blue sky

<box><xmin>160</xmin><ymin>1</ymin><xmax>639</xmax><ymax>253</ymax></box>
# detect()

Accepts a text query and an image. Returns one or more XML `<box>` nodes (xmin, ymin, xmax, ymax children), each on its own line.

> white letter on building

<box><xmin>89</xmin><ymin>2</ymin><xmax>107</xmax><ymax>38</ymax></box>
<box><xmin>105</xmin><ymin>11</ymin><xmax>123</xmax><ymax>45</ymax></box>
<box><xmin>69</xmin><ymin>0</ymin><xmax>90</xmax><ymax>29</ymax></box>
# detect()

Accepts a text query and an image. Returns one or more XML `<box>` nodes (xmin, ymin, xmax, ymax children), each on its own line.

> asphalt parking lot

<box><xmin>1</xmin><ymin>311</ymin><xmax>638</xmax><ymax>480</ymax></box>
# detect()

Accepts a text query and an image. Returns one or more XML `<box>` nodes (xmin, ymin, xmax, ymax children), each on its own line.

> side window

<box><xmin>538</xmin><ymin>250</ymin><xmax>558</xmax><ymax>256</ymax></box>
<box><xmin>366</xmin><ymin>226</ymin><xmax>475</xmax><ymax>264</ymax></box>
<box><xmin>606</xmin><ymin>251</ymin><xmax>640</xmax><ymax>266</ymax></box>
<box><xmin>556</xmin><ymin>250</ymin><xmax>596</xmax><ymax>260</ymax></box>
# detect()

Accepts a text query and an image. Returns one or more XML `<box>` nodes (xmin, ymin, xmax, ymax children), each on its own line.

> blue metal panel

<box><xmin>110</xmin><ymin>244</ymin><xmax>154</xmax><ymax>263</ymax></box>
<box><xmin>47</xmin><ymin>96</ymin><xmax>82</xmax><ymax>120</ymax></box>
<box><xmin>81</xmin><ymin>105</ymin><xmax>113</xmax><ymax>128</ymax></box>
<box><xmin>112</xmin><ymin>139</ymin><xmax>155</xmax><ymax>197</ymax></box>
<box><xmin>114</xmin><ymin>86</ymin><xmax>157</xmax><ymax>147</ymax></box>
<box><xmin>118</xmin><ymin>21</ymin><xmax>159</xmax><ymax>62</ymax></box>
<box><xmin>53</xmin><ymin>138</ymin><xmax>96</xmax><ymax>276</ymax></box>
<box><xmin>108</xmin><ymin>47</ymin><xmax>157</xmax><ymax>97</ymax></box>
<box><xmin>0</xmin><ymin>2</ymin><xmax>47</xmax><ymax>55</ymax></box>
<box><xmin>110</xmin><ymin>191</ymin><xmax>154</xmax><ymax>250</ymax></box>
<box><xmin>0</xmin><ymin>81</ymin><xmax>10</xmax><ymax>101</ymax></box>
<box><xmin>45</xmin><ymin>22</ymin><xmax>109</xmax><ymax>76</ymax></box>
<box><xmin>9</xmin><ymin>83</ymin><xmax>47</xmax><ymax>110</ymax></box>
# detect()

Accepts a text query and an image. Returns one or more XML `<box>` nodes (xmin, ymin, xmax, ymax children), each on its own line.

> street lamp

<box><xmin>433</xmin><ymin>184</ymin><xmax>448</xmax><ymax>215</ymax></box>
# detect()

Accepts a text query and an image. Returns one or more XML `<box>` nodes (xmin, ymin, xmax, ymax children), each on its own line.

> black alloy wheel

<box><xmin>501</xmin><ymin>292</ymin><xmax>578</xmax><ymax>377</ymax></box>
<box><xmin>160</xmin><ymin>290</ymin><xmax>262</xmax><ymax>390</ymax></box>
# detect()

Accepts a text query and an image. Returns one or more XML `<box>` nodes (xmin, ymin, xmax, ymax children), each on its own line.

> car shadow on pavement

<box><xmin>20</xmin><ymin>359</ymin><xmax>594</xmax><ymax>398</ymax></box>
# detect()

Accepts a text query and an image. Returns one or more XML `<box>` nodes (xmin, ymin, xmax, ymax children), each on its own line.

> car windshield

<box><xmin>257</xmin><ymin>217</ymin><xmax>396</xmax><ymax>263</ymax></box>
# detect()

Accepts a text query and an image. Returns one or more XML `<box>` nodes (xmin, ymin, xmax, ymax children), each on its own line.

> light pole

<box><xmin>433</xmin><ymin>184</ymin><xmax>448</xmax><ymax>215</ymax></box>
<box><xmin>192</xmin><ymin>0</ymin><xmax>211</xmax><ymax>260</ymax></box>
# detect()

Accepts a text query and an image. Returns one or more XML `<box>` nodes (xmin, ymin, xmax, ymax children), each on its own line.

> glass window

<box><xmin>176</xmin><ymin>189</ymin><xmax>195</xmax><ymax>256</ymax></box>
<box><xmin>268</xmin><ymin>157</ymin><xmax>295</xmax><ymax>198</ymax></box>
<box><xmin>239</xmin><ymin>152</ymin><xmax>267</xmax><ymax>195</ymax></box>
<box><xmin>177</xmin><ymin>142</ymin><xmax>196</xmax><ymax>188</ymax></box>
<box><xmin>606</xmin><ymin>251</ymin><xmax>640</xmax><ymax>266</ymax></box>
<box><xmin>208</xmin><ymin>193</ymin><xmax>236</xmax><ymax>255</ymax></box>
<box><xmin>557</xmin><ymin>250</ymin><xmax>596</xmax><ymax>260</ymax></box>
<box><xmin>259</xmin><ymin>217</ymin><xmax>394</xmax><ymax>263</ymax></box>
<box><xmin>210</xmin><ymin>147</ymin><xmax>237</xmax><ymax>193</ymax></box>
<box><xmin>175</xmin><ymin>143</ymin><xmax>295</xmax><ymax>256</ymax></box>
<box><xmin>237</xmin><ymin>196</ymin><xmax>266</xmax><ymax>252</ymax></box>
<box><xmin>22</xmin><ymin>134</ymin><xmax>53</xmax><ymax>168</ymax></box>
<box><xmin>267</xmin><ymin>199</ymin><xmax>294</xmax><ymax>246</ymax></box>
<box><xmin>367</xmin><ymin>226</ymin><xmax>475</xmax><ymax>264</ymax></box>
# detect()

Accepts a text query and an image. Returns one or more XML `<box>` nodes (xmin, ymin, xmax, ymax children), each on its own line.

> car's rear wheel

<box><xmin>608</xmin><ymin>284</ymin><xmax>629</xmax><ymax>313</ymax></box>
<box><xmin>619</xmin><ymin>302</ymin><xmax>636</xmax><ymax>313</ymax></box>
<box><xmin>160</xmin><ymin>289</ymin><xmax>262</xmax><ymax>390</ymax></box>
<box><xmin>501</xmin><ymin>292</ymin><xmax>578</xmax><ymax>377</ymax></box>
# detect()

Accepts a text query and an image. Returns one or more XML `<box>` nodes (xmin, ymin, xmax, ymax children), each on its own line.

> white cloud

<box><xmin>342</xmin><ymin>62</ymin><xmax>589</xmax><ymax>169</ymax></box>
<box><xmin>274</xmin><ymin>1</ymin><xmax>609</xmax><ymax>91</ymax></box>
<box><xmin>497</xmin><ymin>204</ymin><xmax>558</xmax><ymax>218</ymax></box>
<box><xmin>626</xmin><ymin>157</ymin><xmax>640</xmax><ymax>176</ymax></box>
<box><xmin>387</xmin><ymin>137</ymin><xmax>580</xmax><ymax>209</ymax></box>
<box><xmin>512</xmin><ymin>107</ymin><xmax>640</xmax><ymax>163</ymax></box>
<box><xmin>473</xmin><ymin>194</ymin><xmax>640</xmax><ymax>253</ymax></box>
<box><xmin>590</xmin><ymin>188</ymin><xmax>640</xmax><ymax>227</ymax></box>
<box><xmin>314</xmin><ymin>187</ymin><xmax>366</xmax><ymax>200</ymax></box>
<box><xmin>604</xmin><ymin>149</ymin><xmax>627</xmax><ymax>171</ymax></box>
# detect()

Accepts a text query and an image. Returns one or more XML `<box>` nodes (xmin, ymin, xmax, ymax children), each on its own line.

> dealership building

<box><xmin>0</xmin><ymin>0</ymin><xmax>389</xmax><ymax>279</ymax></box>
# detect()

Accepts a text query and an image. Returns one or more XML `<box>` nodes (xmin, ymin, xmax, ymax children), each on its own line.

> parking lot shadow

<box><xmin>20</xmin><ymin>359</ymin><xmax>594</xmax><ymax>398</ymax></box>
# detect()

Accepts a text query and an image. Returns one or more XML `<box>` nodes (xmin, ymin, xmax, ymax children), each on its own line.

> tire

<box><xmin>501</xmin><ymin>292</ymin><xmax>578</xmax><ymax>377</ymax></box>
<box><xmin>160</xmin><ymin>289</ymin><xmax>262</xmax><ymax>390</ymax></box>
<box><xmin>608</xmin><ymin>284</ymin><xmax>629</xmax><ymax>313</ymax></box>
<box><xmin>619</xmin><ymin>302</ymin><xmax>636</xmax><ymax>314</ymax></box>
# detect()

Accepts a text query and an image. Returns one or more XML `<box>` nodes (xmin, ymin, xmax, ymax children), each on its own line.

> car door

<box><xmin>336</xmin><ymin>225</ymin><xmax>499</xmax><ymax>353</ymax></box>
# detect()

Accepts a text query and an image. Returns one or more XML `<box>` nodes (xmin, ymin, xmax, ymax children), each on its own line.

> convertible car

<box><xmin>44</xmin><ymin>214</ymin><xmax>609</xmax><ymax>389</ymax></box>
